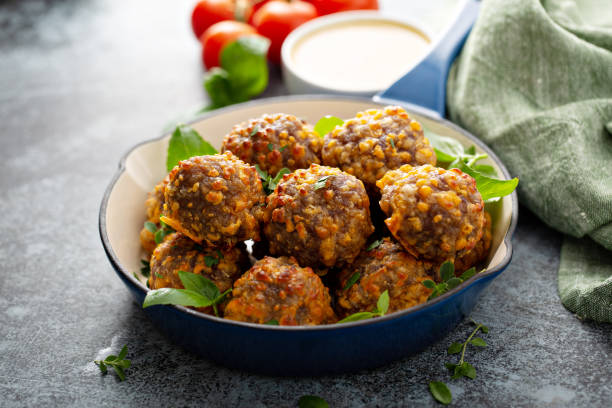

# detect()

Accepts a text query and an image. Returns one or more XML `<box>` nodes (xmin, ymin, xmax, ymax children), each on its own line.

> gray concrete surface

<box><xmin>0</xmin><ymin>0</ymin><xmax>610</xmax><ymax>407</ymax></box>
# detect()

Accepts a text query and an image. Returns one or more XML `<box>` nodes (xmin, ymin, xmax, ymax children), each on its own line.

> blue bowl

<box><xmin>99</xmin><ymin>96</ymin><xmax>518</xmax><ymax>376</ymax></box>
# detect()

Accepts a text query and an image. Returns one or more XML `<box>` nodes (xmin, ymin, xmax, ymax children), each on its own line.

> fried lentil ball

<box><xmin>221</xmin><ymin>113</ymin><xmax>322</xmax><ymax>175</ymax></box>
<box><xmin>263</xmin><ymin>164</ymin><xmax>374</xmax><ymax>269</ymax></box>
<box><xmin>139</xmin><ymin>175</ymin><xmax>170</xmax><ymax>254</ymax></box>
<box><xmin>148</xmin><ymin>233</ymin><xmax>249</xmax><ymax>314</ymax></box>
<box><xmin>224</xmin><ymin>256</ymin><xmax>336</xmax><ymax>325</ymax></box>
<box><xmin>321</xmin><ymin>105</ymin><xmax>436</xmax><ymax>195</ymax></box>
<box><xmin>454</xmin><ymin>211</ymin><xmax>492</xmax><ymax>275</ymax></box>
<box><xmin>162</xmin><ymin>152</ymin><xmax>266</xmax><ymax>248</ymax></box>
<box><xmin>377</xmin><ymin>164</ymin><xmax>485</xmax><ymax>263</ymax></box>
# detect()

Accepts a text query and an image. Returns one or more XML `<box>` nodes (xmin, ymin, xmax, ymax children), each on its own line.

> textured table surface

<box><xmin>0</xmin><ymin>1</ymin><xmax>610</xmax><ymax>407</ymax></box>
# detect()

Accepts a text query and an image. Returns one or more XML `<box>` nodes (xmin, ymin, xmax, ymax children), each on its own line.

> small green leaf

<box><xmin>343</xmin><ymin>272</ymin><xmax>360</xmax><ymax>291</ymax></box>
<box><xmin>178</xmin><ymin>271</ymin><xmax>218</xmax><ymax>300</ymax></box>
<box><xmin>366</xmin><ymin>239</ymin><xmax>383</xmax><ymax>251</ymax></box>
<box><xmin>425</xmin><ymin>129</ymin><xmax>464</xmax><ymax>161</ymax></box>
<box><xmin>204</xmin><ymin>255</ymin><xmax>220</xmax><ymax>268</ymax></box>
<box><xmin>377</xmin><ymin>290</ymin><xmax>390</xmax><ymax>316</ymax></box>
<box><xmin>433</xmin><ymin>148</ymin><xmax>457</xmax><ymax>163</ymax></box>
<box><xmin>250</xmin><ymin>125</ymin><xmax>261</xmax><ymax>137</ymax></box>
<box><xmin>268</xmin><ymin>168</ymin><xmax>291</xmax><ymax>191</ymax></box>
<box><xmin>337</xmin><ymin>312</ymin><xmax>375</xmax><ymax>323</ymax></box>
<box><xmin>279</xmin><ymin>145</ymin><xmax>288</xmax><ymax>152</ymax></box>
<box><xmin>446</xmin><ymin>277</ymin><xmax>462</xmax><ymax>290</ymax></box>
<box><xmin>118</xmin><ymin>345</ymin><xmax>128</xmax><ymax>360</ymax></box>
<box><xmin>447</xmin><ymin>342</ymin><xmax>463</xmax><ymax>355</ymax></box>
<box><xmin>254</xmin><ymin>164</ymin><xmax>269</xmax><ymax>182</ymax></box>
<box><xmin>445</xmin><ymin>362</ymin><xmax>458</xmax><ymax>371</ymax></box>
<box><xmin>298</xmin><ymin>395</ymin><xmax>329</xmax><ymax>408</ymax></box>
<box><xmin>313</xmin><ymin>176</ymin><xmax>331</xmax><ymax>190</ymax></box>
<box><xmin>429</xmin><ymin>381</ymin><xmax>452</xmax><ymax>405</ymax></box>
<box><xmin>166</xmin><ymin>125</ymin><xmax>218</xmax><ymax>172</ymax></box>
<box><xmin>144</xmin><ymin>221</ymin><xmax>157</xmax><ymax>233</ymax></box>
<box><xmin>439</xmin><ymin>261</ymin><xmax>455</xmax><ymax>282</ymax></box>
<box><xmin>98</xmin><ymin>361</ymin><xmax>107</xmax><ymax>374</ymax></box>
<box><xmin>480</xmin><ymin>325</ymin><xmax>489</xmax><ymax>334</ymax></box>
<box><xmin>389</xmin><ymin>137</ymin><xmax>395</xmax><ymax>149</ymax></box>
<box><xmin>105</xmin><ymin>355</ymin><xmax>117</xmax><ymax>362</ymax></box>
<box><xmin>459</xmin><ymin>267</ymin><xmax>477</xmax><ymax>281</ymax></box>
<box><xmin>265</xmin><ymin>319</ymin><xmax>279</xmax><ymax>325</ymax></box>
<box><xmin>465</xmin><ymin>145</ymin><xmax>476</xmax><ymax>155</ymax></box>
<box><xmin>470</xmin><ymin>337</ymin><xmax>487</xmax><ymax>347</ymax></box>
<box><xmin>142</xmin><ymin>288</ymin><xmax>213</xmax><ymax>308</ymax></box>
<box><xmin>422</xmin><ymin>279</ymin><xmax>436</xmax><ymax>289</ymax></box>
<box><xmin>472</xmin><ymin>164</ymin><xmax>497</xmax><ymax>177</ymax></box>
<box><xmin>114</xmin><ymin>366</ymin><xmax>126</xmax><ymax>381</ymax></box>
<box><xmin>451</xmin><ymin>365</ymin><xmax>464</xmax><ymax>380</ymax></box>
<box><xmin>457</xmin><ymin>162</ymin><xmax>518</xmax><ymax>202</ymax></box>
<box><xmin>314</xmin><ymin>116</ymin><xmax>344</xmax><ymax>138</ymax></box>
<box><xmin>203</xmin><ymin>67</ymin><xmax>235</xmax><ymax>108</ymax></box>
<box><xmin>461</xmin><ymin>362</ymin><xmax>476</xmax><ymax>379</ymax></box>
<box><xmin>221</xmin><ymin>36</ymin><xmax>270</xmax><ymax>102</ymax></box>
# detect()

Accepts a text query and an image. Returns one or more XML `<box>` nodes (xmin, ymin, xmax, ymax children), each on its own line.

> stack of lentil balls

<box><xmin>139</xmin><ymin>107</ymin><xmax>491</xmax><ymax>325</ymax></box>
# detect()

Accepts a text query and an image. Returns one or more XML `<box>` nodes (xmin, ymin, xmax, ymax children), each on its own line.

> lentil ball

<box><xmin>454</xmin><ymin>211</ymin><xmax>492</xmax><ymax>275</ymax></box>
<box><xmin>148</xmin><ymin>233</ymin><xmax>249</xmax><ymax>315</ymax></box>
<box><xmin>162</xmin><ymin>152</ymin><xmax>266</xmax><ymax>248</ymax></box>
<box><xmin>336</xmin><ymin>238</ymin><xmax>433</xmax><ymax>318</ymax></box>
<box><xmin>221</xmin><ymin>113</ymin><xmax>322</xmax><ymax>176</ymax></box>
<box><xmin>377</xmin><ymin>164</ymin><xmax>485</xmax><ymax>263</ymax></box>
<box><xmin>263</xmin><ymin>164</ymin><xmax>374</xmax><ymax>269</ymax></box>
<box><xmin>322</xmin><ymin>105</ymin><xmax>436</xmax><ymax>195</ymax></box>
<box><xmin>224</xmin><ymin>256</ymin><xmax>336</xmax><ymax>325</ymax></box>
<box><xmin>139</xmin><ymin>175</ymin><xmax>170</xmax><ymax>254</ymax></box>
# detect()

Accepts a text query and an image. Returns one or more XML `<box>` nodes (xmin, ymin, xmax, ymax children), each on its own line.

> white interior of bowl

<box><xmin>105</xmin><ymin>98</ymin><xmax>512</xmax><ymax>287</ymax></box>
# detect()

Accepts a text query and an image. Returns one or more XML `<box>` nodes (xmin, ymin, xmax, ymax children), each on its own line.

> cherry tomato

<box><xmin>201</xmin><ymin>21</ymin><xmax>258</xmax><ymax>69</ymax></box>
<box><xmin>306</xmin><ymin>0</ymin><xmax>378</xmax><ymax>16</ymax></box>
<box><xmin>252</xmin><ymin>0</ymin><xmax>317</xmax><ymax>64</ymax></box>
<box><xmin>191</xmin><ymin>0</ymin><xmax>235</xmax><ymax>40</ymax></box>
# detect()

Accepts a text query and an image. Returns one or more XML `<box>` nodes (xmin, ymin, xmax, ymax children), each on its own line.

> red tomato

<box><xmin>200</xmin><ymin>21</ymin><xmax>258</xmax><ymax>69</ymax></box>
<box><xmin>252</xmin><ymin>0</ymin><xmax>317</xmax><ymax>64</ymax></box>
<box><xmin>191</xmin><ymin>0</ymin><xmax>235</xmax><ymax>40</ymax></box>
<box><xmin>306</xmin><ymin>0</ymin><xmax>378</xmax><ymax>16</ymax></box>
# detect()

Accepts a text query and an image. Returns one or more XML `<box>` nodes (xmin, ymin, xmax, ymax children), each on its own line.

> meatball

<box><xmin>221</xmin><ymin>113</ymin><xmax>322</xmax><ymax>175</ymax></box>
<box><xmin>322</xmin><ymin>105</ymin><xmax>436</xmax><ymax>195</ymax></box>
<box><xmin>377</xmin><ymin>164</ymin><xmax>485</xmax><ymax>263</ymax></box>
<box><xmin>139</xmin><ymin>175</ymin><xmax>170</xmax><ymax>254</ymax></box>
<box><xmin>162</xmin><ymin>152</ymin><xmax>266</xmax><ymax>248</ymax></box>
<box><xmin>263</xmin><ymin>164</ymin><xmax>374</xmax><ymax>269</ymax></box>
<box><xmin>336</xmin><ymin>238</ymin><xmax>434</xmax><ymax>317</ymax></box>
<box><xmin>224</xmin><ymin>256</ymin><xmax>336</xmax><ymax>325</ymax></box>
<box><xmin>148</xmin><ymin>233</ymin><xmax>249</xmax><ymax>314</ymax></box>
<box><xmin>454</xmin><ymin>211</ymin><xmax>492</xmax><ymax>274</ymax></box>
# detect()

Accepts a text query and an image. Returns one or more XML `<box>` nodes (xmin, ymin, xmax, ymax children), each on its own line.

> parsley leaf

<box><xmin>256</xmin><ymin>165</ymin><xmax>291</xmax><ymax>194</ymax></box>
<box><xmin>424</xmin><ymin>262</ymin><xmax>480</xmax><ymax>300</ymax></box>
<box><xmin>313</xmin><ymin>176</ymin><xmax>330</xmax><ymax>190</ymax></box>
<box><xmin>314</xmin><ymin>115</ymin><xmax>344</xmax><ymax>138</ymax></box>
<box><xmin>94</xmin><ymin>345</ymin><xmax>131</xmax><ymax>381</ymax></box>
<box><xmin>166</xmin><ymin>125</ymin><xmax>218</xmax><ymax>172</ymax></box>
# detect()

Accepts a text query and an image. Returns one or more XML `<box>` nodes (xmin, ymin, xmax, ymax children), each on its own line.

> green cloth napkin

<box><xmin>446</xmin><ymin>0</ymin><xmax>612</xmax><ymax>322</ymax></box>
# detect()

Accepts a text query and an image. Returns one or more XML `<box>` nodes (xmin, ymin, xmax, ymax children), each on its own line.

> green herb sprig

<box><xmin>422</xmin><ymin>261</ymin><xmax>477</xmax><ymax>300</ymax></box>
<box><xmin>94</xmin><ymin>345</ymin><xmax>131</xmax><ymax>381</ymax></box>
<box><xmin>366</xmin><ymin>239</ymin><xmax>383</xmax><ymax>251</ymax></box>
<box><xmin>204</xmin><ymin>250</ymin><xmax>224</xmax><ymax>267</ymax></box>
<box><xmin>313</xmin><ymin>176</ymin><xmax>331</xmax><ymax>190</ymax></box>
<box><xmin>166</xmin><ymin>125</ymin><xmax>218</xmax><ymax>172</ymax></box>
<box><xmin>255</xmin><ymin>165</ymin><xmax>291</xmax><ymax>194</ymax></box>
<box><xmin>337</xmin><ymin>290</ymin><xmax>389</xmax><ymax>323</ymax></box>
<box><xmin>425</xmin><ymin>129</ymin><xmax>518</xmax><ymax>202</ymax></box>
<box><xmin>139</xmin><ymin>259</ymin><xmax>150</xmax><ymax>278</ymax></box>
<box><xmin>144</xmin><ymin>220</ymin><xmax>175</xmax><ymax>245</ymax></box>
<box><xmin>143</xmin><ymin>271</ymin><xmax>231</xmax><ymax>317</ymax></box>
<box><xmin>342</xmin><ymin>272</ymin><xmax>360</xmax><ymax>291</ymax></box>
<box><xmin>298</xmin><ymin>395</ymin><xmax>329</xmax><ymax>408</ymax></box>
<box><xmin>314</xmin><ymin>115</ymin><xmax>344</xmax><ymax>138</ymax></box>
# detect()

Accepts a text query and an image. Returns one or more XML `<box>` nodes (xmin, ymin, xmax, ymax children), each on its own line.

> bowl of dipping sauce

<box><xmin>281</xmin><ymin>11</ymin><xmax>433</xmax><ymax>96</ymax></box>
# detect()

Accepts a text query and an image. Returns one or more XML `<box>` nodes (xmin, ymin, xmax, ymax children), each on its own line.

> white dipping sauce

<box><xmin>291</xmin><ymin>20</ymin><xmax>430</xmax><ymax>92</ymax></box>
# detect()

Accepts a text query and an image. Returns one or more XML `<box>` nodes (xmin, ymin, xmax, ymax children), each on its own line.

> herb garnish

<box><xmin>425</xmin><ymin>128</ymin><xmax>518</xmax><ymax>202</ymax></box>
<box><xmin>143</xmin><ymin>220</ymin><xmax>175</xmax><ymax>245</ymax></box>
<box><xmin>389</xmin><ymin>137</ymin><xmax>395</xmax><ymax>149</ymax></box>
<box><xmin>298</xmin><ymin>395</ymin><xmax>329</xmax><ymax>408</ymax></box>
<box><xmin>313</xmin><ymin>176</ymin><xmax>331</xmax><ymax>190</ymax></box>
<box><xmin>265</xmin><ymin>319</ymin><xmax>279</xmax><ymax>325</ymax></box>
<box><xmin>428</xmin><ymin>320</ymin><xmax>489</xmax><ymax>404</ymax></box>
<box><xmin>139</xmin><ymin>259</ymin><xmax>150</xmax><ymax>278</ymax></box>
<box><xmin>94</xmin><ymin>345</ymin><xmax>131</xmax><ymax>381</ymax></box>
<box><xmin>267</xmin><ymin>142</ymin><xmax>288</xmax><ymax>152</ymax></box>
<box><xmin>343</xmin><ymin>272</ymin><xmax>360</xmax><ymax>291</ymax></box>
<box><xmin>366</xmin><ymin>239</ymin><xmax>383</xmax><ymax>251</ymax></box>
<box><xmin>314</xmin><ymin>115</ymin><xmax>344</xmax><ymax>138</ymax></box>
<box><xmin>422</xmin><ymin>261</ymin><xmax>477</xmax><ymax>300</ymax></box>
<box><xmin>255</xmin><ymin>165</ymin><xmax>291</xmax><ymax>194</ymax></box>
<box><xmin>337</xmin><ymin>290</ymin><xmax>389</xmax><ymax>323</ymax></box>
<box><xmin>250</xmin><ymin>125</ymin><xmax>261</xmax><ymax>137</ymax></box>
<box><xmin>204</xmin><ymin>250</ymin><xmax>224</xmax><ymax>267</ymax></box>
<box><xmin>166</xmin><ymin>124</ymin><xmax>218</xmax><ymax>172</ymax></box>
<box><xmin>143</xmin><ymin>271</ymin><xmax>231</xmax><ymax>317</ymax></box>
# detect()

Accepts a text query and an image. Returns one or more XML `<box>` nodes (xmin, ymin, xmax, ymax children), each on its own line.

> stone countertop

<box><xmin>0</xmin><ymin>0</ymin><xmax>610</xmax><ymax>407</ymax></box>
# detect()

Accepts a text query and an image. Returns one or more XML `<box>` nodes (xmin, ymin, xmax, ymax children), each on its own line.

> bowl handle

<box><xmin>373</xmin><ymin>0</ymin><xmax>480</xmax><ymax>118</ymax></box>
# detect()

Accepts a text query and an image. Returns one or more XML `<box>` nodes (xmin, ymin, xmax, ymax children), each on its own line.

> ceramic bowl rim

<box><xmin>99</xmin><ymin>94</ymin><xmax>518</xmax><ymax>331</ymax></box>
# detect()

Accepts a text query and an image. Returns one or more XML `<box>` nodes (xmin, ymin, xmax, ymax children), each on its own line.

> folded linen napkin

<box><xmin>447</xmin><ymin>0</ymin><xmax>612</xmax><ymax>322</ymax></box>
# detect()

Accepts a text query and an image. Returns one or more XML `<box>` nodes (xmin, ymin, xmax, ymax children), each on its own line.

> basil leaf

<box><xmin>337</xmin><ymin>312</ymin><xmax>375</xmax><ymax>323</ymax></box>
<box><xmin>439</xmin><ymin>261</ymin><xmax>455</xmax><ymax>282</ymax></box>
<box><xmin>343</xmin><ymin>272</ymin><xmax>360</xmax><ymax>291</ymax></box>
<box><xmin>178</xmin><ymin>271</ymin><xmax>217</xmax><ymax>299</ymax></box>
<box><xmin>377</xmin><ymin>290</ymin><xmax>390</xmax><ymax>316</ymax></box>
<box><xmin>429</xmin><ymin>381</ymin><xmax>452</xmax><ymax>405</ymax></box>
<box><xmin>472</xmin><ymin>163</ymin><xmax>497</xmax><ymax>177</ymax></box>
<box><xmin>221</xmin><ymin>36</ymin><xmax>270</xmax><ymax>102</ymax></box>
<box><xmin>298</xmin><ymin>395</ymin><xmax>329</xmax><ymax>408</ymax></box>
<box><xmin>142</xmin><ymin>288</ymin><xmax>213</xmax><ymax>308</ymax></box>
<box><xmin>314</xmin><ymin>116</ymin><xmax>344</xmax><ymax>138</ymax></box>
<box><xmin>203</xmin><ymin>67</ymin><xmax>235</xmax><ymax>108</ymax></box>
<box><xmin>425</xmin><ymin>129</ymin><xmax>464</xmax><ymax>161</ymax></box>
<box><xmin>166</xmin><ymin>125</ymin><xmax>218</xmax><ymax>172</ymax></box>
<box><xmin>456</xmin><ymin>162</ymin><xmax>518</xmax><ymax>202</ymax></box>
<box><xmin>447</xmin><ymin>342</ymin><xmax>463</xmax><ymax>355</ymax></box>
